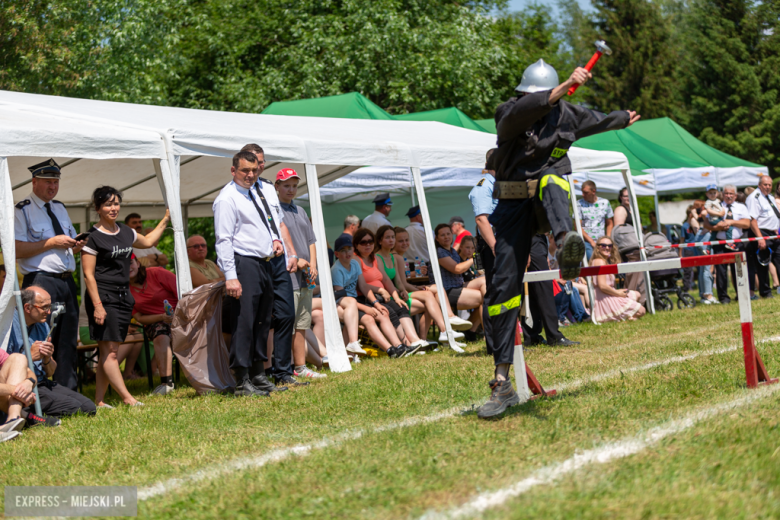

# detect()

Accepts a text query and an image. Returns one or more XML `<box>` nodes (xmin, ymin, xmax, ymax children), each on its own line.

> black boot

<box><xmin>477</xmin><ymin>379</ymin><xmax>521</xmax><ymax>419</ymax></box>
<box><xmin>251</xmin><ymin>373</ymin><xmax>288</xmax><ymax>392</ymax></box>
<box><xmin>556</xmin><ymin>231</ymin><xmax>585</xmax><ymax>280</ymax></box>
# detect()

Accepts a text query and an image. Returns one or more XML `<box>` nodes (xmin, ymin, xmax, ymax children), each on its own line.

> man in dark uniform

<box><xmin>478</xmin><ymin>60</ymin><xmax>640</xmax><ymax>419</ymax></box>
<box><xmin>14</xmin><ymin>159</ymin><xmax>87</xmax><ymax>390</ymax></box>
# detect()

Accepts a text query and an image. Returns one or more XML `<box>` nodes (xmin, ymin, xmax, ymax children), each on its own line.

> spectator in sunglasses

<box><xmin>589</xmin><ymin>237</ymin><xmax>645</xmax><ymax>322</ymax></box>
<box><xmin>187</xmin><ymin>235</ymin><xmax>225</xmax><ymax>288</ymax></box>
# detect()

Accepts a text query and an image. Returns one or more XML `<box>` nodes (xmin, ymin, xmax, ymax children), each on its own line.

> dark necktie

<box><xmin>44</xmin><ymin>203</ymin><xmax>65</xmax><ymax>236</ymax></box>
<box><xmin>726</xmin><ymin>204</ymin><xmax>733</xmax><ymax>220</ymax></box>
<box><xmin>247</xmin><ymin>189</ymin><xmax>276</xmax><ymax>239</ymax></box>
<box><xmin>765</xmin><ymin>195</ymin><xmax>780</xmax><ymax>220</ymax></box>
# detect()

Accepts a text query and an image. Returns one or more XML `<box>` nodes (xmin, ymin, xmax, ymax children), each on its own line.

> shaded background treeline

<box><xmin>2</xmin><ymin>0</ymin><xmax>778</xmax><ymax>174</ymax></box>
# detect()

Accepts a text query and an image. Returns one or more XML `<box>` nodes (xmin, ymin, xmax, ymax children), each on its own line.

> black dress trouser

<box><xmin>712</xmin><ymin>243</ymin><xmax>743</xmax><ymax>302</ymax></box>
<box><xmin>22</xmin><ymin>272</ymin><xmax>79</xmax><ymax>390</ymax></box>
<box><xmin>269</xmin><ymin>254</ymin><xmax>295</xmax><ymax>379</ymax></box>
<box><xmin>746</xmin><ymin>229</ymin><xmax>780</xmax><ymax>297</ymax></box>
<box><xmin>521</xmin><ymin>234</ymin><xmax>564</xmax><ymax>343</ymax></box>
<box><xmin>225</xmin><ymin>254</ymin><xmax>274</xmax><ymax>372</ymax></box>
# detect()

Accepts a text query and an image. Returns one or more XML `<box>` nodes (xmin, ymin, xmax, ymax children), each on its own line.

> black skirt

<box><xmin>85</xmin><ymin>285</ymin><xmax>135</xmax><ymax>343</ymax></box>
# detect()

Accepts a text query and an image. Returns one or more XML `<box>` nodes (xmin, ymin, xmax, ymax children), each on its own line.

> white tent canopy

<box><xmin>0</xmin><ymin>89</ymin><xmax>630</xmax><ymax>369</ymax></box>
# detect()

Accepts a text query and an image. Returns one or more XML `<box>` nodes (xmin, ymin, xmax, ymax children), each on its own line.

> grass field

<box><xmin>4</xmin><ymin>294</ymin><xmax>780</xmax><ymax>519</ymax></box>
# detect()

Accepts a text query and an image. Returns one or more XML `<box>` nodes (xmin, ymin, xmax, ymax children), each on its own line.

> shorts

<box><xmin>357</xmin><ymin>296</ymin><xmax>410</xmax><ymax>328</ymax></box>
<box><xmin>144</xmin><ymin>321</ymin><xmax>171</xmax><ymax>341</ymax></box>
<box><xmin>85</xmin><ymin>285</ymin><xmax>135</xmax><ymax>343</ymax></box>
<box><xmin>293</xmin><ymin>289</ymin><xmax>313</xmax><ymax>330</ymax></box>
<box><xmin>446</xmin><ymin>287</ymin><xmax>463</xmax><ymax>311</ymax></box>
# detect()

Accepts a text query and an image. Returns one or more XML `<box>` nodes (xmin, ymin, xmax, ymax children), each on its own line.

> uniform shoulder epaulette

<box><xmin>259</xmin><ymin>178</ymin><xmax>273</xmax><ymax>185</ymax></box>
<box><xmin>477</xmin><ymin>179</ymin><xmax>485</xmax><ymax>187</ymax></box>
<box><xmin>52</xmin><ymin>199</ymin><xmax>65</xmax><ymax>205</ymax></box>
<box><xmin>15</xmin><ymin>199</ymin><xmax>30</xmax><ymax>209</ymax></box>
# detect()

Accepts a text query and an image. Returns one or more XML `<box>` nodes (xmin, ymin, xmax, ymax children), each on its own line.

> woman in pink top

<box><xmin>589</xmin><ymin>236</ymin><xmax>646</xmax><ymax>322</ymax></box>
<box><xmin>353</xmin><ymin>228</ymin><xmax>433</xmax><ymax>353</ymax></box>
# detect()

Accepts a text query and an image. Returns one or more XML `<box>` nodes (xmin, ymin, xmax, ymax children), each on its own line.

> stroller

<box><xmin>644</xmin><ymin>232</ymin><xmax>696</xmax><ymax>311</ymax></box>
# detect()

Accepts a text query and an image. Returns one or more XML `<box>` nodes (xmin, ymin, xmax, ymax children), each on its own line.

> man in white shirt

<box><xmin>745</xmin><ymin>176</ymin><xmax>780</xmax><ymax>298</ymax></box>
<box><xmin>214</xmin><ymin>151</ymin><xmax>285</xmax><ymax>397</ymax></box>
<box><xmin>362</xmin><ymin>193</ymin><xmax>393</xmax><ymax>234</ymax></box>
<box><xmin>404</xmin><ymin>206</ymin><xmax>430</xmax><ymax>263</ymax></box>
<box><xmin>240</xmin><ymin>144</ymin><xmax>307</xmax><ymax>388</ymax></box>
<box><xmin>577</xmin><ymin>181</ymin><xmax>614</xmax><ymax>260</ymax></box>
<box><xmin>14</xmin><ymin>159</ymin><xmax>87</xmax><ymax>390</ymax></box>
<box><xmin>125</xmin><ymin>213</ymin><xmax>168</xmax><ymax>267</ymax></box>
<box><xmin>703</xmin><ymin>184</ymin><xmax>751</xmax><ymax>304</ymax></box>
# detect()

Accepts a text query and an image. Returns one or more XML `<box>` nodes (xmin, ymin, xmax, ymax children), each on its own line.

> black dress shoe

<box><xmin>251</xmin><ymin>374</ymin><xmax>288</xmax><ymax>392</ymax></box>
<box><xmin>524</xmin><ymin>336</ymin><xmax>547</xmax><ymax>347</ymax></box>
<box><xmin>234</xmin><ymin>380</ymin><xmax>270</xmax><ymax>397</ymax></box>
<box><xmin>549</xmin><ymin>337</ymin><xmax>580</xmax><ymax>347</ymax></box>
<box><xmin>720</xmin><ymin>298</ymin><xmax>731</xmax><ymax>304</ymax></box>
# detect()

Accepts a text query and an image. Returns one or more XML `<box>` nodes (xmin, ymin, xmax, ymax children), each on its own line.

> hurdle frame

<box><xmin>522</xmin><ymin>252</ymin><xmax>777</xmax><ymax>389</ymax></box>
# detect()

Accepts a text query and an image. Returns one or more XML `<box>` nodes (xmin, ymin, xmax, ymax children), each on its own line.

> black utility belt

<box><xmin>28</xmin><ymin>271</ymin><xmax>73</xmax><ymax>280</ymax></box>
<box><xmin>493</xmin><ymin>180</ymin><xmax>538</xmax><ymax>199</ymax></box>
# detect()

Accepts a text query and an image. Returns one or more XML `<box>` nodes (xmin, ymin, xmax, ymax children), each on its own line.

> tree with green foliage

<box><xmin>0</xmin><ymin>0</ymin><xmax>183</xmax><ymax>104</ymax></box>
<box><xmin>558</xmin><ymin>0</ymin><xmax>683</xmax><ymax>119</ymax></box>
<box><xmin>681</xmin><ymin>0</ymin><xmax>780</xmax><ymax>175</ymax></box>
<box><xmin>164</xmin><ymin>0</ymin><xmax>563</xmax><ymax>119</ymax></box>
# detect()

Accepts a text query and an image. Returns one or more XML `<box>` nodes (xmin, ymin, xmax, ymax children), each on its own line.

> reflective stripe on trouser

<box><xmin>536</xmin><ymin>172</ymin><xmax>572</xmax><ymax>238</ymax></box>
<box><xmin>477</xmin><ymin>235</ymin><xmax>496</xmax><ymax>355</ymax></box>
<box><xmin>486</xmin><ymin>198</ymin><xmax>537</xmax><ymax>366</ymax></box>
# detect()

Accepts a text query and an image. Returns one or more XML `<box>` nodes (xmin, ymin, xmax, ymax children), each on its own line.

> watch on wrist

<box><xmin>290</xmin><ymin>255</ymin><xmax>299</xmax><ymax>259</ymax></box>
<box><xmin>27</xmin><ymin>377</ymin><xmax>37</xmax><ymax>388</ymax></box>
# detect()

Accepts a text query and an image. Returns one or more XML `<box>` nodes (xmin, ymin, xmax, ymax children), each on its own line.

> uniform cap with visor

<box><xmin>515</xmin><ymin>59</ymin><xmax>560</xmax><ymax>94</ymax></box>
<box><xmin>28</xmin><ymin>158</ymin><xmax>62</xmax><ymax>179</ymax></box>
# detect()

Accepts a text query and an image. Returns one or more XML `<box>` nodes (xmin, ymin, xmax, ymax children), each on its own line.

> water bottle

<box><xmin>163</xmin><ymin>300</ymin><xmax>174</xmax><ymax>316</ymax></box>
<box><xmin>404</xmin><ymin>260</ymin><xmax>411</xmax><ymax>278</ymax></box>
<box><xmin>414</xmin><ymin>256</ymin><xmax>422</xmax><ymax>277</ymax></box>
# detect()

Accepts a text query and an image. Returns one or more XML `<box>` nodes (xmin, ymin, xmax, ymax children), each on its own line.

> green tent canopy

<box><xmin>575</xmin><ymin>127</ymin><xmax>709</xmax><ymax>177</ymax></box>
<box><xmin>474</xmin><ymin>118</ymin><xmax>496</xmax><ymax>133</ymax></box>
<box><xmin>262</xmin><ymin>92</ymin><xmax>394</xmax><ymax>120</ymax></box>
<box><xmin>629</xmin><ymin>118</ymin><xmax>764</xmax><ymax>170</ymax></box>
<box><xmin>395</xmin><ymin>107</ymin><xmax>489</xmax><ymax>133</ymax></box>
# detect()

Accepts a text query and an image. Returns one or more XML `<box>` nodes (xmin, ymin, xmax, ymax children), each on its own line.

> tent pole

<box><xmin>0</xmin><ymin>157</ymin><xmax>18</xmax><ymax>353</ymax></box>
<box><xmin>79</xmin><ymin>209</ymin><xmax>89</xmax><ymax>303</ymax></box>
<box><xmin>623</xmin><ymin>170</ymin><xmax>655</xmax><ymax>314</ymax></box>
<box><xmin>568</xmin><ymin>176</ymin><xmax>599</xmax><ymax>325</ymax></box>
<box><xmin>13</xmin><ymin>275</ymin><xmax>44</xmax><ymax>417</ymax></box>
<box><xmin>304</xmin><ymin>164</ymin><xmax>351</xmax><ymax>372</ymax></box>
<box><xmin>410</xmin><ymin>167</ymin><xmax>464</xmax><ymax>353</ymax></box>
<box><xmin>409</xmin><ymin>171</ymin><xmax>416</xmax><ymax>206</ymax></box>
<box><xmin>154</xmin><ymin>155</ymin><xmax>192</xmax><ymax>298</ymax></box>
<box><xmin>652</xmin><ymin>172</ymin><xmax>661</xmax><ymax>233</ymax></box>
<box><xmin>182</xmin><ymin>204</ymin><xmax>189</xmax><ymax>240</ymax></box>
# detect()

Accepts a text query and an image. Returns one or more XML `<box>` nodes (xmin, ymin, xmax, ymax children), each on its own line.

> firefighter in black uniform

<box><xmin>477</xmin><ymin>60</ymin><xmax>641</xmax><ymax>419</ymax></box>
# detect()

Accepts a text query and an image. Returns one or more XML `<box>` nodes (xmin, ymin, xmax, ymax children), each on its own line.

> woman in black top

<box><xmin>81</xmin><ymin>186</ymin><xmax>170</xmax><ymax>408</ymax></box>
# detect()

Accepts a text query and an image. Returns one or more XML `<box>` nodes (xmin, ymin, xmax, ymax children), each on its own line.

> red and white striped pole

<box><xmin>646</xmin><ymin>234</ymin><xmax>780</xmax><ymax>249</ymax></box>
<box><xmin>523</xmin><ymin>252</ymin><xmax>777</xmax><ymax>389</ymax></box>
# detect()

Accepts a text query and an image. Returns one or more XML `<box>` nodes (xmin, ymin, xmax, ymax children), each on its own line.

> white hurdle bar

<box><xmin>522</xmin><ymin>252</ymin><xmax>777</xmax><ymax>389</ymax></box>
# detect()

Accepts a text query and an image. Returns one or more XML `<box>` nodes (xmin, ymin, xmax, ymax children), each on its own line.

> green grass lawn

<box><xmin>3</xmin><ymin>295</ymin><xmax>780</xmax><ymax>519</ymax></box>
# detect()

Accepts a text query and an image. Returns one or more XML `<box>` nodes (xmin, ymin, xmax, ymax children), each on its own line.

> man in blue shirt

<box><xmin>7</xmin><ymin>286</ymin><xmax>95</xmax><ymax>420</ymax></box>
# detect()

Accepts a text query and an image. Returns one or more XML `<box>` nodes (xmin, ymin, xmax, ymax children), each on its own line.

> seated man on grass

<box><xmin>7</xmin><ymin>286</ymin><xmax>96</xmax><ymax>422</ymax></box>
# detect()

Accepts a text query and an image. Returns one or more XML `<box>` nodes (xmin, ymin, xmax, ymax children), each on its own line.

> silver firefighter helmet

<box><xmin>515</xmin><ymin>59</ymin><xmax>559</xmax><ymax>94</ymax></box>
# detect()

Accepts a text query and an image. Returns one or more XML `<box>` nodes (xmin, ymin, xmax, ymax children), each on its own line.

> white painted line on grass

<box><xmin>138</xmin><ymin>337</ymin><xmax>780</xmax><ymax>501</ymax></box>
<box><xmin>422</xmin><ymin>382</ymin><xmax>780</xmax><ymax>520</ymax></box>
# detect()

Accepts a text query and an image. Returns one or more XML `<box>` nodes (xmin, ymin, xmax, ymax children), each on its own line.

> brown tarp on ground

<box><xmin>171</xmin><ymin>281</ymin><xmax>235</xmax><ymax>395</ymax></box>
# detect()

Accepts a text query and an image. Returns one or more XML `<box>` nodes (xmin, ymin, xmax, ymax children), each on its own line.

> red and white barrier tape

<box><xmin>644</xmin><ymin>234</ymin><xmax>780</xmax><ymax>249</ymax></box>
<box><xmin>523</xmin><ymin>252</ymin><xmax>740</xmax><ymax>284</ymax></box>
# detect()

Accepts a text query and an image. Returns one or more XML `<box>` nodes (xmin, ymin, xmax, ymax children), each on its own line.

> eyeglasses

<box><xmin>597</xmin><ymin>243</ymin><xmax>613</xmax><ymax>249</ymax></box>
<box><xmin>33</xmin><ymin>304</ymin><xmax>52</xmax><ymax>312</ymax></box>
<box><xmin>187</xmin><ymin>244</ymin><xmax>207</xmax><ymax>249</ymax></box>
<box><xmin>358</xmin><ymin>240</ymin><xmax>374</xmax><ymax>246</ymax></box>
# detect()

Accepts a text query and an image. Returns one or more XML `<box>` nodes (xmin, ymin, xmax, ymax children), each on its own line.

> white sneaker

<box><xmin>700</xmin><ymin>298</ymin><xmax>712</xmax><ymax>305</ymax></box>
<box><xmin>448</xmin><ymin>316</ymin><xmax>473</xmax><ymax>331</ymax></box>
<box><xmin>0</xmin><ymin>431</ymin><xmax>21</xmax><ymax>443</ymax></box>
<box><xmin>346</xmin><ymin>342</ymin><xmax>367</xmax><ymax>355</ymax></box>
<box><xmin>152</xmin><ymin>383</ymin><xmax>174</xmax><ymax>395</ymax></box>
<box><xmin>438</xmin><ymin>331</ymin><xmax>466</xmax><ymax>343</ymax></box>
<box><xmin>295</xmin><ymin>366</ymin><xmax>327</xmax><ymax>379</ymax></box>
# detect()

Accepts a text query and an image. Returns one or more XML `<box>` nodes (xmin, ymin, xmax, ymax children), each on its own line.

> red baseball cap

<box><xmin>275</xmin><ymin>168</ymin><xmax>300</xmax><ymax>182</ymax></box>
